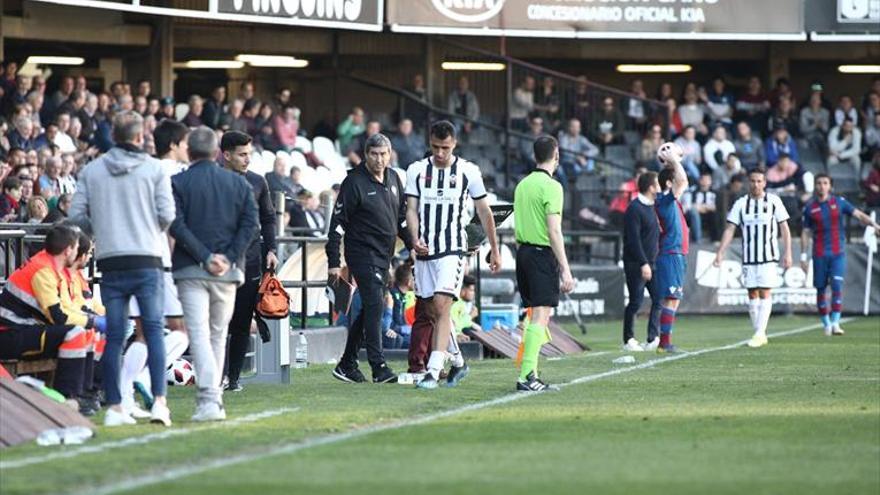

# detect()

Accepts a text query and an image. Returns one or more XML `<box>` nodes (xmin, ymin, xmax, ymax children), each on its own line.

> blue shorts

<box><xmin>656</xmin><ymin>253</ymin><xmax>687</xmax><ymax>300</ymax></box>
<box><xmin>813</xmin><ymin>254</ymin><xmax>846</xmax><ymax>289</ymax></box>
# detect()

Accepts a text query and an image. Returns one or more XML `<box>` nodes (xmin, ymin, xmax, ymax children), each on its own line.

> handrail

<box><xmin>436</xmin><ymin>37</ymin><xmax>670</xmax><ymax>108</ymax></box>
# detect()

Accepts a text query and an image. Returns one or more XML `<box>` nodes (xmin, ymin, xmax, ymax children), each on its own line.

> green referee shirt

<box><xmin>514</xmin><ymin>168</ymin><xmax>564</xmax><ymax>246</ymax></box>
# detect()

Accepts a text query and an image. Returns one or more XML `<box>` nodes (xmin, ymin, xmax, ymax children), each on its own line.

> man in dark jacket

<box><xmin>219</xmin><ymin>131</ymin><xmax>278</xmax><ymax>392</ymax></box>
<box><xmin>621</xmin><ymin>171</ymin><xmax>662</xmax><ymax>352</ymax></box>
<box><xmin>170</xmin><ymin>126</ymin><xmax>258</xmax><ymax>422</ymax></box>
<box><xmin>326</xmin><ymin>133</ymin><xmax>412</xmax><ymax>384</ymax></box>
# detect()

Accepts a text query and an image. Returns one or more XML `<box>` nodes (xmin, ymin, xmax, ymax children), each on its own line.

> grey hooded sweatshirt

<box><xmin>69</xmin><ymin>144</ymin><xmax>175</xmax><ymax>272</ymax></box>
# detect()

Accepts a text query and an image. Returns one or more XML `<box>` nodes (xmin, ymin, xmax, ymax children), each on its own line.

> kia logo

<box><xmin>431</xmin><ymin>0</ymin><xmax>505</xmax><ymax>23</ymax></box>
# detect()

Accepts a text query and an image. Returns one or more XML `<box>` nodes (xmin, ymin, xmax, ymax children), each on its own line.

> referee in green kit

<box><xmin>513</xmin><ymin>135</ymin><xmax>574</xmax><ymax>392</ymax></box>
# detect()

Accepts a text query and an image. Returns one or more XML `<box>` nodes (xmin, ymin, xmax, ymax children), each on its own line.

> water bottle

<box><xmin>294</xmin><ymin>332</ymin><xmax>308</xmax><ymax>369</ymax></box>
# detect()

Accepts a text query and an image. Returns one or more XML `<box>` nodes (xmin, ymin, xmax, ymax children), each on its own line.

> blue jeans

<box><xmin>101</xmin><ymin>268</ymin><xmax>166</xmax><ymax>405</ymax></box>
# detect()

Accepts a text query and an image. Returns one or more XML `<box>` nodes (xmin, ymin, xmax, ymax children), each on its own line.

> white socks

<box><xmin>758</xmin><ymin>298</ymin><xmax>772</xmax><ymax>337</ymax></box>
<box><xmin>447</xmin><ymin>336</ymin><xmax>465</xmax><ymax>368</ymax></box>
<box><xmin>121</xmin><ymin>342</ymin><xmax>148</xmax><ymax>409</ymax></box>
<box><xmin>748</xmin><ymin>299</ymin><xmax>761</xmax><ymax>335</ymax></box>
<box><xmin>426</xmin><ymin>351</ymin><xmax>446</xmax><ymax>380</ymax></box>
<box><xmin>165</xmin><ymin>330</ymin><xmax>189</xmax><ymax>363</ymax></box>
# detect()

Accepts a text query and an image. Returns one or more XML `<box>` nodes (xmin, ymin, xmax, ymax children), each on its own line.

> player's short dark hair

<box><xmin>393</xmin><ymin>264</ymin><xmax>412</xmax><ymax>285</ymax></box>
<box><xmin>462</xmin><ymin>275</ymin><xmax>476</xmax><ymax>288</ymax></box>
<box><xmin>748</xmin><ymin>166</ymin><xmax>767</xmax><ymax>177</ymax></box>
<box><xmin>220</xmin><ymin>130</ymin><xmax>252</xmax><ymax>152</ymax></box>
<box><xmin>44</xmin><ymin>224</ymin><xmax>80</xmax><ymax>256</ymax></box>
<box><xmin>657</xmin><ymin>168</ymin><xmax>675</xmax><ymax>190</ymax></box>
<box><xmin>814</xmin><ymin>172</ymin><xmax>832</xmax><ymax>185</ymax></box>
<box><xmin>430</xmin><ymin>120</ymin><xmax>456</xmax><ymax>141</ymax></box>
<box><xmin>2</xmin><ymin>176</ymin><xmax>21</xmax><ymax>192</ymax></box>
<box><xmin>154</xmin><ymin>120</ymin><xmax>189</xmax><ymax>158</ymax></box>
<box><xmin>76</xmin><ymin>231</ymin><xmax>92</xmax><ymax>259</ymax></box>
<box><xmin>637</xmin><ymin>171</ymin><xmax>658</xmax><ymax>193</ymax></box>
<box><xmin>533</xmin><ymin>136</ymin><xmax>558</xmax><ymax>164</ymax></box>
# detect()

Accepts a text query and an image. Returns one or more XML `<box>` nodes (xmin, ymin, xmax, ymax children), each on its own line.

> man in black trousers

<box><xmin>622</xmin><ymin>171</ymin><xmax>662</xmax><ymax>352</ymax></box>
<box><xmin>326</xmin><ymin>133</ymin><xmax>412</xmax><ymax>384</ymax></box>
<box><xmin>220</xmin><ymin>131</ymin><xmax>278</xmax><ymax>392</ymax></box>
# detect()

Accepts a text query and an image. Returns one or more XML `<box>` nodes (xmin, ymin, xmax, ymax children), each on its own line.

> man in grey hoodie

<box><xmin>69</xmin><ymin>111</ymin><xmax>176</xmax><ymax>427</ymax></box>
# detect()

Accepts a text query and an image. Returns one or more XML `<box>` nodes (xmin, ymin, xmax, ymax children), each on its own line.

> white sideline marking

<box><xmin>71</xmin><ymin>319</ymin><xmax>851</xmax><ymax>495</ymax></box>
<box><xmin>0</xmin><ymin>407</ymin><xmax>299</xmax><ymax>470</ymax></box>
<box><xmin>549</xmin><ymin>351</ymin><xmax>610</xmax><ymax>361</ymax></box>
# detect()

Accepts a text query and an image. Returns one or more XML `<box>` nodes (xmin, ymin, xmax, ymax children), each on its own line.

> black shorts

<box><xmin>516</xmin><ymin>244</ymin><xmax>560</xmax><ymax>308</ymax></box>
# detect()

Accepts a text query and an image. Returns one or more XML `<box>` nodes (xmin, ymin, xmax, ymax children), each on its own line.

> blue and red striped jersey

<box><xmin>656</xmin><ymin>191</ymin><xmax>689</xmax><ymax>255</ymax></box>
<box><xmin>803</xmin><ymin>195</ymin><xmax>855</xmax><ymax>257</ymax></box>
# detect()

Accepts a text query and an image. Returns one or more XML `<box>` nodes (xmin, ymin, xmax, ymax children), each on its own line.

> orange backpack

<box><xmin>257</xmin><ymin>271</ymin><xmax>290</xmax><ymax>319</ymax></box>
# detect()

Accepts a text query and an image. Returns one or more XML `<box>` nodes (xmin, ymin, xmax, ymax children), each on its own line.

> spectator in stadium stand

<box><xmin>94</xmin><ymin>107</ymin><xmax>116</xmax><ymax>153</ymax></box>
<box><xmin>42</xmin><ymin>192</ymin><xmax>71</xmax><ymax>224</ymax></box>
<box><xmin>702</xmin><ymin>124</ymin><xmax>736</xmax><ymax>172</ymax></box>
<box><xmin>0</xmin><ymin>176</ymin><xmax>22</xmax><ymax>221</ymax></box>
<box><xmin>535</xmin><ymin>76</ymin><xmax>561</xmax><ymax>131</ymax></box>
<box><xmin>736</xmin><ymin>76</ymin><xmax>771</xmax><ymax>134</ymax></box>
<box><xmin>202</xmin><ymin>85</ymin><xmax>227</xmax><ymax>130</ymax></box>
<box><xmin>219</xmin><ymin>130</ymin><xmax>278</xmax><ymax>393</ymax></box>
<box><xmin>348</xmin><ymin>120</ymin><xmax>382</xmax><ymax>165</ymax></box>
<box><xmin>134</xmin><ymin>98</ymin><xmax>146</xmax><ymax>117</ymax></box>
<box><xmin>673</xmin><ymin>125</ymin><xmax>702</xmax><ymax>181</ymax></box>
<box><xmin>240</xmin><ymin>81</ymin><xmax>256</xmax><ymax>105</ymax></box>
<box><xmin>26</xmin><ymin>90</ymin><xmax>44</xmax><ymax>130</ymax></box>
<box><xmin>158</xmin><ymin>97</ymin><xmax>175</xmax><ymax>121</ymax></box>
<box><xmin>621</xmin><ymin>170</ymin><xmax>661</xmax><ymax>352</ymax></box>
<box><xmin>169</xmin><ymin>126</ymin><xmax>258</xmax><ymax>422</ymax></box>
<box><xmin>766</xmin><ymin>153</ymin><xmax>806</xmax><ymax>196</ymax></box>
<box><xmin>180</xmin><ymin>95</ymin><xmax>203</xmax><ymax>128</ymax></box>
<box><xmin>117</xmin><ymin>94</ymin><xmax>134</xmax><ymax>113</ymax></box>
<box><xmin>447</xmin><ymin>76</ymin><xmax>481</xmax><ymax>128</ymax></box>
<box><xmin>799</xmin><ymin>91</ymin><xmax>830</xmax><ymax>152</ymax></box>
<box><xmin>639</xmin><ymin>124</ymin><xmax>665</xmax><ymax>171</ymax></box>
<box><xmin>273</xmin><ymin>106</ymin><xmax>300</xmax><ymax>152</ymax></box>
<box><xmin>9</xmin><ymin>115</ymin><xmax>35</xmax><ymax>150</ymax></box>
<box><xmin>254</xmin><ymin>103</ymin><xmax>274</xmax><ymax>132</ymax></box>
<box><xmin>682</xmin><ymin>172</ymin><xmax>719</xmax><ymax>242</ymax></box>
<box><xmin>337</xmin><ymin>106</ymin><xmax>366</xmax><ymax>152</ymax></box>
<box><xmin>765</xmin><ymin>120</ymin><xmax>799</xmax><ymax>167</ymax></box>
<box><xmin>769</xmin><ymin>77</ymin><xmax>796</xmax><ymax>108</ymax></box>
<box><xmin>678</xmin><ymin>84</ymin><xmax>708</xmax><ymax>138</ymax></box>
<box><xmin>391</xmin><ymin>118</ymin><xmax>426</xmax><ymax>170</ymax></box>
<box><xmin>0</xmin><ymin>118</ymin><xmax>10</xmax><ymax>155</ymax></box>
<box><xmin>53</xmin><ymin>112</ymin><xmax>78</xmax><ymax>153</ymax></box>
<box><xmin>2</xmin><ymin>74</ymin><xmax>31</xmax><ymax>117</ymax></box>
<box><xmin>827</xmin><ymin>118</ymin><xmax>862</xmax><ymax>177</ymax></box>
<box><xmin>96</xmin><ymin>92</ymin><xmax>113</xmax><ymax>120</ymax></box>
<box><xmin>510</xmin><ymin>75</ymin><xmax>536</xmax><ymax>131</ymax></box>
<box><xmin>220</xmin><ymin>99</ymin><xmax>246</xmax><ymax>133</ymax></box>
<box><xmin>289</xmin><ymin>190</ymin><xmax>326</xmax><ymax>236</ymax></box>
<box><xmin>863</xmin><ymin>90</ymin><xmax>880</xmax><ymax>127</ymax></box>
<box><xmin>571</xmin><ymin>75</ymin><xmax>591</xmax><ymax>125</ymax></box>
<box><xmin>58</xmin><ymin>90</ymin><xmax>86</xmax><ymax>119</ymax></box>
<box><xmin>33</xmin><ymin>121</ymin><xmax>58</xmax><ymax>151</ymax></box>
<box><xmin>518</xmin><ymin>116</ymin><xmax>545</xmax><ymax>173</ymax></box>
<box><xmin>142</xmin><ymin>115</ymin><xmax>158</xmax><ymax>156</ymax></box>
<box><xmin>704</xmin><ymin>77</ymin><xmax>735</xmax><ymax>132</ymax></box>
<box><xmin>37</xmin><ymin>155</ymin><xmax>61</xmax><ymax>199</ymax></box>
<box><xmin>714</xmin><ymin>153</ymin><xmax>743</xmax><ymax>190</ymax></box>
<box><xmin>136</xmin><ymin>79</ymin><xmax>151</xmax><ymax>99</ymax></box>
<box><xmin>59</xmin><ymin>153</ymin><xmax>77</xmax><ymax>194</ymax></box>
<box><xmin>865</xmin><ymin>114</ymin><xmax>880</xmax><ymax>157</ymax></box>
<box><xmin>662</xmin><ymin>97</ymin><xmax>683</xmax><ymax>137</ymax></box>
<box><xmin>0</xmin><ymin>60</ymin><xmax>17</xmax><ymax>92</ymax></box>
<box><xmin>146</xmin><ymin>97</ymin><xmax>161</xmax><ymax>119</ymax></box>
<box><xmin>78</xmin><ymin>93</ymin><xmax>98</xmax><ymax>143</ymax></box>
<box><xmin>25</xmin><ymin>196</ymin><xmax>48</xmax><ymax>224</ymax></box>
<box><xmin>265</xmin><ymin>157</ymin><xmax>296</xmax><ymax>198</ymax></box>
<box><xmin>624</xmin><ymin>79</ymin><xmax>649</xmax><ymax>132</ymax></box>
<box><xmin>834</xmin><ymin>95</ymin><xmax>859</xmax><ymax>127</ymax></box>
<box><xmin>863</xmin><ymin>155</ymin><xmax>880</xmax><ymax>207</ymax></box>
<box><xmin>557</xmin><ymin>117</ymin><xmax>599</xmax><ymax>181</ymax></box>
<box><xmin>594</xmin><ymin>96</ymin><xmax>625</xmax><ymax>146</ymax></box>
<box><xmin>608</xmin><ymin>167</ymin><xmax>645</xmax><ymax>228</ymax></box>
<box><xmin>767</xmin><ymin>95</ymin><xmax>799</xmax><ymax>138</ymax></box>
<box><xmin>69</xmin><ymin>110</ymin><xmax>176</xmax><ymax>427</ymax></box>
<box><xmin>402</xmin><ymin>73</ymin><xmax>429</xmax><ymax>130</ymax></box>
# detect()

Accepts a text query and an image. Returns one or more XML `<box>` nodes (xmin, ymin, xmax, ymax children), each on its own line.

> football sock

<box><xmin>519</xmin><ymin>322</ymin><xmax>548</xmax><ymax>382</ymax></box>
<box><xmin>659</xmin><ymin>307</ymin><xmax>676</xmax><ymax>347</ymax></box>
<box><xmin>830</xmin><ymin>278</ymin><xmax>843</xmax><ymax>325</ymax></box>
<box><xmin>748</xmin><ymin>298</ymin><xmax>761</xmax><ymax>334</ymax></box>
<box><xmin>758</xmin><ymin>298</ymin><xmax>773</xmax><ymax>336</ymax></box>
<box><xmin>817</xmin><ymin>290</ymin><xmax>831</xmax><ymax>327</ymax></box>
<box><xmin>165</xmin><ymin>330</ymin><xmax>189</xmax><ymax>363</ymax></box>
<box><xmin>446</xmin><ymin>335</ymin><xmax>465</xmax><ymax>368</ymax></box>
<box><xmin>426</xmin><ymin>351</ymin><xmax>446</xmax><ymax>381</ymax></box>
<box><xmin>121</xmin><ymin>342</ymin><xmax>148</xmax><ymax>409</ymax></box>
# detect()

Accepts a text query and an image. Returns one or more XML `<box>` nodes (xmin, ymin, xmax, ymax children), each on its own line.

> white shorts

<box><xmin>414</xmin><ymin>255</ymin><xmax>466</xmax><ymax>299</ymax></box>
<box><xmin>129</xmin><ymin>271</ymin><xmax>184</xmax><ymax>318</ymax></box>
<box><xmin>741</xmin><ymin>262</ymin><xmax>779</xmax><ymax>289</ymax></box>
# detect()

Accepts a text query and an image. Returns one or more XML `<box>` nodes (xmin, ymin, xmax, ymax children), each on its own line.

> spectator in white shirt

<box><xmin>834</xmin><ymin>95</ymin><xmax>859</xmax><ymax>127</ymax></box>
<box><xmin>673</xmin><ymin>125</ymin><xmax>702</xmax><ymax>181</ymax></box>
<box><xmin>678</xmin><ymin>84</ymin><xmax>708</xmax><ymax>138</ymax></box>
<box><xmin>52</xmin><ymin>112</ymin><xmax>77</xmax><ymax>153</ymax></box>
<box><xmin>702</xmin><ymin>124</ymin><xmax>736</xmax><ymax>172</ymax></box>
<box><xmin>828</xmin><ymin>118</ymin><xmax>862</xmax><ymax>177</ymax></box>
<box><xmin>510</xmin><ymin>76</ymin><xmax>535</xmax><ymax>131</ymax></box>
<box><xmin>799</xmin><ymin>91</ymin><xmax>831</xmax><ymax>152</ymax></box>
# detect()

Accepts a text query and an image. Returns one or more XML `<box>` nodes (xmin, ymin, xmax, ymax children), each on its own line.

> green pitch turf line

<box><xmin>72</xmin><ymin>318</ymin><xmax>850</xmax><ymax>495</ymax></box>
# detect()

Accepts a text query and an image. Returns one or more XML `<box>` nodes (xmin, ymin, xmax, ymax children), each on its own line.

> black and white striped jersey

<box><xmin>726</xmin><ymin>193</ymin><xmax>790</xmax><ymax>265</ymax></box>
<box><xmin>405</xmin><ymin>156</ymin><xmax>487</xmax><ymax>260</ymax></box>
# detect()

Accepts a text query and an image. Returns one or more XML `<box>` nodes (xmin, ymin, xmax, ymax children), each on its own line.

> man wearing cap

<box><xmin>765</xmin><ymin>119</ymin><xmax>799</xmax><ymax>167</ymax></box>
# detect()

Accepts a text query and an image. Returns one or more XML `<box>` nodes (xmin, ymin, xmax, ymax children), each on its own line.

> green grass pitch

<box><xmin>1</xmin><ymin>314</ymin><xmax>878</xmax><ymax>495</ymax></box>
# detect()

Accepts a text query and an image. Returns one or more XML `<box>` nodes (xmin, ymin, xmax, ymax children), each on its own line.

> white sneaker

<box><xmin>150</xmin><ymin>402</ymin><xmax>172</xmax><ymax>427</ymax></box>
<box><xmin>823</xmin><ymin>325</ymin><xmax>834</xmax><ymax>337</ymax></box>
<box><xmin>747</xmin><ymin>333</ymin><xmax>768</xmax><ymax>348</ymax></box>
<box><xmin>832</xmin><ymin>324</ymin><xmax>845</xmax><ymax>336</ymax></box>
<box><xmin>104</xmin><ymin>407</ymin><xmax>137</xmax><ymax>427</ymax></box>
<box><xmin>191</xmin><ymin>402</ymin><xmax>226</xmax><ymax>422</ymax></box>
<box><xmin>642</xmin><ymin>338</ymin><xmax>659</xmax><ymax>352</ymax></box>
<box><xmin>127</xmin><ymin>404</ymin><xmax>152</xmax><ymax>420</ymax></box>
<box><xmin>623</xmin><ymin>338</ymin><xmax>644</xmax><ymax>352</ymax></box>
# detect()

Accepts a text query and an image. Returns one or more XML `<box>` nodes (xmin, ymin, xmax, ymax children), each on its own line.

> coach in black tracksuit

<box><xmin>220</xmin><ymin>131</ymin><xmax>278</xmax><ymax>391</ymax></box>
<box><xmin>622</xmin><ymin>171</ymin><xmax>662</xmax><ymax>348</ymax></box>
<box><xmin>326</xmin><ymin>133</ymin><xmax>412</xmax><ymax>384</ymax></box>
